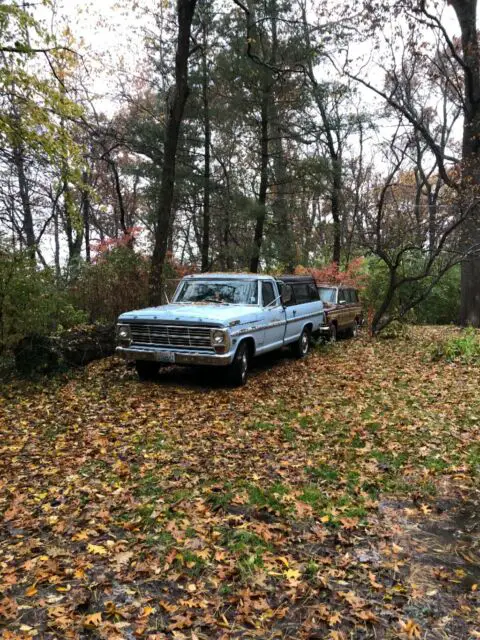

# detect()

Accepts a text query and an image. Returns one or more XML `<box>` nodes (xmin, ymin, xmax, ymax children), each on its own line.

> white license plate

<box><xmin>157</xmin><ymin>351</ymin><xmax>175</xmax><ymax>364</ymax></box>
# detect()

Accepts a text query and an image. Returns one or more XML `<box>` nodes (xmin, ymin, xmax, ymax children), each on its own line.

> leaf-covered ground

<box><xmin>1</xmin><ymin>327</ymin><xmax>479</xmax><ymax>640</ymax></box>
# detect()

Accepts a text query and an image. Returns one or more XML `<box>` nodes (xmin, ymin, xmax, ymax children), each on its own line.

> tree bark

<box><xmin>250</xmin><ymin>87</ymin><xmax>269</xmax><ymax>273</ymax></box>
<box><xmin>12</xmin><ymin>144</ymin><xmax>35</xmax><ymax>255</ymax></box>
<box><xmin>149</xmin><ymin>0</ymin><xmax>198</xmax><ymax>305</ymax></box>
<box><xmin>201</xmin><ymin>18</ymin><xmax>211</xmax><ymax>272</ymax></box>
<box><xmin>450</xmin><ymin>0</ymin><xmax>480</xmax><ymax>325</ymax></box>
<box><xmin>82</xmin><ymin>169</ymin><xmax>91</xmax><ymax>264</ymax></box>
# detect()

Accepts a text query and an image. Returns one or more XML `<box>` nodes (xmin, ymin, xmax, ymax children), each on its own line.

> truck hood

<box><xmin>118</xmin><ymin>303</ymin><xmax>261</xmax><ymax>327</ymax></box>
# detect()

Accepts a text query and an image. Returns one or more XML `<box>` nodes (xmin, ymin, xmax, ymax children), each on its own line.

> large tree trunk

<box><xmin>450</xmin><ymin>0</ymin><xmax>480</xmax><ymax>326</ymax></box>
<box><xmin>82</xmin><ymin>169</ymin><xmax>91</xmax><ymax>264</ymax></box>
<box><xmin>331</xmin><ymin>160</ymin><xmax>342</xmax><ymax>264</ymax></box>
<box><xmin>150</xmin><ymin>0</ymin><xmax>197</xmax><ymax>305</ymax></box>
<box><xmin>64</xmin><ymin>178</ymin><xmax>83</xmax><ymax>278</ymax></box>
<box><xmin>250</xmin><ymin>87</ymin><xmax>269</xmax><ymax>273</ymax></box>
<box><xmin>299</xmin><ymin>0</ymin><xmax>343</xmax><ymax>264</ymax></box>
<box><xmin>201</xmin><ymin>18</ymin><xmax>211</xmax><ymax>272</ymax></box>
<box><xmin>269</xmin><ymin>5</ymin><xmax>295</xmax><ymax>272</ymax></box>
<box><xmin>12</xmin><ymin>144</ymin><xmax>35</xmax><ymax>255</ymax></box>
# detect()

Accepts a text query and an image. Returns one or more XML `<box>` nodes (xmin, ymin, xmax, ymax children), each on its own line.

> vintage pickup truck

<box><xmin>116</xmin><ymin>273</ymin><xmax>325</xmax><ymax>386</ymax></box>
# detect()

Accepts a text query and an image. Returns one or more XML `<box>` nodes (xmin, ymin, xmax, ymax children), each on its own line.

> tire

<box><xmin>135</xmin><ymin>361</ymin><xmax>160</xmax><ymax>380</ymax></box>
<box><xmin>227</xmin><ymin>342</ymin><xmax>249</xmax><ymax>387</ymax></box>
<box><xmin>329</xmin><ymin>323</ymin><xmax>337</xmax><ymax>343</ymax></box>
<box><xmin>351</xmin><ymin>321</ymin><xmax>359</xmax><ymax>338</ymax></box>
<box><xmin>292</xmin><ymin>327</ymin><xmax>311</xmax><ymax>359</ymax></box>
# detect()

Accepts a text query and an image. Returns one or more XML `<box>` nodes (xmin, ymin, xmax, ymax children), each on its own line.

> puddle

<box><xmin>379</xmin><ymin>492</ymin><xmax>480</xmax><ymax>638</ymax></box>
<box><xmin>414</xmin><ymin>501</ymin><xmax>480</xmax><ymax>589</ymax></box>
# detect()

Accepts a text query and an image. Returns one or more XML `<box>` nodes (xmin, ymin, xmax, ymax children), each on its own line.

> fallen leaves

<box><xmin>86</xmin><ymin>544</ymin><xmax>108</xmax><ymax>556</ymax></box>
<box><xmin>1</xmin><ymin>327</ymin><xmax>479</xmax><ymax>638</ymax></box>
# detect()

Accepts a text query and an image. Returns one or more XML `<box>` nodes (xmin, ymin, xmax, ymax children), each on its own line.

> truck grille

<box><xmin>130</xmin><ymin>323</ymin><xmax>213</xmax><ymax>351</ymax></box>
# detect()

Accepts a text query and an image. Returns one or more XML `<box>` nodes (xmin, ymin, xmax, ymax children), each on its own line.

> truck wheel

<box><xmin>329</xmin><ymin>323</ymin><xmax>337</xmax><ymax>343</ymax></box>
<box><xmin>350</xmin><ymin>321</ymin><xmax>359</xmax><ymax>338</ymax></box>
<box><xmin>227</xmin><ymin>342</ymin><xmax>249</xmax><ymax>386</ymax></box>
<box><xmin>135</xmin><ymin>361</ymin><xmax>159</xmax><ymax>380</ymax></box>
<box><xmin>292</xmin><ymin>328</ymin><xmax>310</xmax><ymax>358</ymax></box>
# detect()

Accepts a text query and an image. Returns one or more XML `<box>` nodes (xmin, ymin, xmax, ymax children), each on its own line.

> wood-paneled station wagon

<box><xmin>316</xmin><ymin>284</ymin><xmax>363</xmax><ymax>342</ymax></box>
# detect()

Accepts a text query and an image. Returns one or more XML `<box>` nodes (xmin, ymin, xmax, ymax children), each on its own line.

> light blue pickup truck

<box><xmin>116</xmin><ymin>273</ymin><xmax>324</xmax><ymax>386</ymax></box>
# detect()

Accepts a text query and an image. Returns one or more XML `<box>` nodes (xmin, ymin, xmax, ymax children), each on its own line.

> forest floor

<box><xmin>1</xmin><ymin>326</ymin><xmax>479</xmax><ymax>640</ymax></box>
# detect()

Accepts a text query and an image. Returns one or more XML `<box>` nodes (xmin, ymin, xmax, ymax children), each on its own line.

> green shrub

<box><xmin>431</xmin><ymin>327</ymin><xmax>480</xmax><ymax>364</ymax></box>
<box><xmin>0</xmin><ymin>250</ymin><xmax>87</xmax><ymax>353</ymax></box>
<box><xmin>69</xmin><ymin>246</ymin><xmax>150</xmax><ymax>323</ymax></box>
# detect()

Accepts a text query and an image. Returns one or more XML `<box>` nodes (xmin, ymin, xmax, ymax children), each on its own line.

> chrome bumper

<box><xmin>318</xmin><ymin>325</ymin><xmax>331</xmax><ymax>333</ymax></box>
<box><xmin>116</xmin><ymin>346</ymin><xmax>234</xmax><ymax>366</ymax></box>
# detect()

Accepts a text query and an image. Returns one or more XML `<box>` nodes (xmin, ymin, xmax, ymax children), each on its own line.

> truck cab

<box><xmin>116</xmin><ymin>273</ymin><xmax>324</xmax><ymax>386</ymax></box>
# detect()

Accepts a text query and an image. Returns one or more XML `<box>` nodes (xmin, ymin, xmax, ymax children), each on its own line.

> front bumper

<box><xmin>116</xmin><ymin>346</ymin><xmax>235</xmax><ymax>366</ymax></box>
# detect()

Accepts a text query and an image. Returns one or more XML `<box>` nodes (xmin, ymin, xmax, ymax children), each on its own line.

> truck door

<box><xmin>284</xmin><ymin>283</ymin><xmax>312</xmax><ymax>343</ymax></box>
<box><xmin>261</xmin><ymin>280</ymin><xmax>286</xmax><ymax>351</ymax></box>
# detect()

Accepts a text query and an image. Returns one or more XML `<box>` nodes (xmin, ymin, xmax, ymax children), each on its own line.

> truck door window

<box><xmin>293</xmin><ymin>284</ymin><xmax>309</xmax><ymax>304</ymax></box>
<box><xmin>262</xmin><ymin>282</ymin><xmax>276</xmax><ymax>307</ymax></box>
<box><xmin>308</xmin><ymin>284</ymin><xmax>319</xmax><ymax>301</ymax></box>
<box><xmin>338</xmin><ymin>290</ymin><xmax>346</xmax><ymax>304</ymax></box>
<box><xmin>282</xmin><ymin>284</ymin><xmax>295</xmax><ymax>306</ymax></box>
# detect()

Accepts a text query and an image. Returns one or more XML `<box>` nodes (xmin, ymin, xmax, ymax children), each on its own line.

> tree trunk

<box><xmin>64</xmin><ymin>178</ymin><xmax>83</xmax><ymax>278</ymax></box>
<box><xmin>450</xmin><ymin>0</ymin><xmax>480</xmax><ymax>325</ymax></box>
<box><xmin>201</xmin><ymin>19</ymin><xmax>211</xmax><ymax>272</ymax></box>
<box><xmin>331</xmin><ymin>160</ymin><xmax>342</xmax><ymax>264</ymax></box>
<box><xmin>149</xmin><ymin>0</ymin><xmax>198</xmax><ymax>305</ymax></box>
<box><xmin>82</xmin><ymin>169</ymin><xmax>91</xmax><ymax>264</ymax></box>
<box><xmin>54</xmin><ymin>203</ymin><xmax>61</xmax><ymax>281</ymax></box>
<box><xmin>250</xmin><ymin>87</ymin><xmax>269</xmax><ymax>273</ymax></box>
<box><xmin>12</xmin><ymin>144</ymin><xmax>35</xmax><ymax>255</ymax></box>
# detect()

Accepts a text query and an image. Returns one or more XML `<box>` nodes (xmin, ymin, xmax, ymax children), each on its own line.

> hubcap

<box><xmin>301</xmin><ymin>332</ymin><xmax>309</xmax><ymax>354</ymax></box>
<box><xmin>241</xmin><ymin>352</ymin><xmax>248</xmax><ymax>379</ymax></box>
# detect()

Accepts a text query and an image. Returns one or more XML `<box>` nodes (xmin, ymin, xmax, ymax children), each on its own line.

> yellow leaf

<box><xmin>321</xmin><ymin>515</ymin><xmax>330</xmax><ymax>523</ymax></box>
<box><xmin>25</xmin><ymin>584</ymin><xmax>38</xmax><ymax>597</ymax></box>
<box><xmin>72</xmin><ymin>530</ymin><xmax>89</xmax><ymax>541</ymax></box>
<box><xmin>87</xmin><ymin>544</ymin><xmax>108</xmax><ymax>556</ymax></box>
<box><xmin>284</xmin><ymin>568</ymin><xmax>301</xmax><ymax>581</ymax></box>
<box><xmin>56</xmin><ymin>585</ymin><xmax>71</xmax><ymax>592</ymax></box>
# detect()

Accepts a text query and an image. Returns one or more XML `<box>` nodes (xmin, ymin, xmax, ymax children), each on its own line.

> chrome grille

<box><xmin>130</xmin><ymin>323</ymin><xmax>213</xmax><ymax>351</ymax></box>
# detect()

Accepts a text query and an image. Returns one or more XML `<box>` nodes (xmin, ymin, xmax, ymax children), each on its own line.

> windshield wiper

<box><xmin>202</xmin><ymin>298</ymin><xmax>230</xmax><ymax>305</ymax></box>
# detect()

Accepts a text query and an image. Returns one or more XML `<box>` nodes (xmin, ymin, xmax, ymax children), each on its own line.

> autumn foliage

<box><xmin>294</xmin><ymin>258</ymin><xmax>368</xmax><ymax>289</ymax></box>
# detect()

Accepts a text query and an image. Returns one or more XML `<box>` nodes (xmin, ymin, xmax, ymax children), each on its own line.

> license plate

<box><xmin>157</xmin><ymin>351</ymin><xmax>175</xmax><ymax>364</ymax></box>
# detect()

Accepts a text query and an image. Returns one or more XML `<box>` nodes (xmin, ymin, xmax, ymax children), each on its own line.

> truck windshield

<box><xmin>174</xmin><ymin>280</ymin><xmax>259</xmax><ymax>305</ymax></box>
<box><xmin>318</xmin><ymin>287</ymin><xmax>336</xmax><ymax>303</ymax></box>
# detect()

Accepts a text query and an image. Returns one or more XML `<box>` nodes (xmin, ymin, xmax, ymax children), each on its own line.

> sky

<box><xmin>53</xmin><ymin>0</ymin><xmax>153</xmax><ymax>113</ymax></box>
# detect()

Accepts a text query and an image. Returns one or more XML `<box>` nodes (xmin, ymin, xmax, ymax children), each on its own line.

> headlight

<box><xmin>211</xmin><ymin>329</ymin><xmax>227</xmax><ymax>345</ymax></box>
<box><xmin>117</xmin><ymin>325</ymin><xmax>131</xmax><ymax>342</ymax></box>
